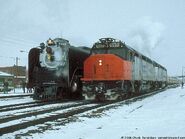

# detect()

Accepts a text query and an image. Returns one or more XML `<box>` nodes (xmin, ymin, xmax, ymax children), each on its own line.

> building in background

<box><xmin>0</xmin><ymin>71</ymin><xmax>14</xmax><ymax>92</ymax></box>
<box><xmin>0</xmin><ymin>66</ymin><xmax>26</xmax><ymax>87</ymax></box>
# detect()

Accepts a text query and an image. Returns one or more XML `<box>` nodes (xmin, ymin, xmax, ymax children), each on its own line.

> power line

<box><xmin>0</xmin><ymin>34</ymin><xmax>40</xmax><ymax>49</ymax></box>
<box><xmin>0</xmin><ymin>33</ymin><xmax>38</xmax><ymax>44</ymax></box>
<box><xmin>0</xmin><ymin>55</ymin><xmax>21</xmax><ymax>66</ymax></box>
<box><xmin>0</xmin><ymin>39</ymin><xmax>36</xmax><ymax>48</ymax></box>
<box><xmin>0</xmin><ymin>37</ymin><xmax>37</xmax><ymax>46</ymax></box>
<box><xmin>0</xmin><ymin>55</ymin><xmax>16</xmax><ymax>60</ymax></box>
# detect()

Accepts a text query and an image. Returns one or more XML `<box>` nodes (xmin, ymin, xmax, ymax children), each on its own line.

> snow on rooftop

<box><xmin>0</xmin><ymin>71</ymin><xmax>13</xmax><ymax>77</ymax></box>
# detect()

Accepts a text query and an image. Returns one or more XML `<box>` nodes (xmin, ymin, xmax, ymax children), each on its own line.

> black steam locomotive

<box><xmin>28</xmin><ymin>38</ymin><xmax>90</xmax><ymax>100</ymax></box>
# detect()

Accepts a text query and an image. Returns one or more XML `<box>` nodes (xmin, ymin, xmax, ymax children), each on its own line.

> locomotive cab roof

<box><xmin>92</xmin><ymin>38</ymin><xmax>125</xmax><ymax>49</ymax></box>
<box><xmin>91</xmin><ymin>38</ymin><xmax>131</xmax><ymax>60</ymax></box>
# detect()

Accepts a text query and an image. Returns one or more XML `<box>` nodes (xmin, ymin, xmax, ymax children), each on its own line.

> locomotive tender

<box><xmin>28</xmin><ymin>38</ymin><xmax>90</xmax><ymax>100</ymax></box>
<box><xmin>81</xmin><ymin>38</ymin><xmax>167</xmax><ymax>100</ymax></box>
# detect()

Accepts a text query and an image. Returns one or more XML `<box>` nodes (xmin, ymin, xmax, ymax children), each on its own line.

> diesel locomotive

<box><xmin>81</xmin><ymin>38</ymin><xmax>167</xmax><ymax>101</ymax></box>
<box><xmin>28</xmin><ymin>38</ymin><xmax>90</xmax><ymax>100</ymax></box>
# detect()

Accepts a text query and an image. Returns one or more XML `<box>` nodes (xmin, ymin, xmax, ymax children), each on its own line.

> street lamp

<box><xmin>20</xmin><ymin>50</ymin><xmax>28</xmax><ymax>53</ymax></box>
<box><xmin>19</xmin><ymin>50</ymin><xmax>28</xmax><ymax>84</ymax></box>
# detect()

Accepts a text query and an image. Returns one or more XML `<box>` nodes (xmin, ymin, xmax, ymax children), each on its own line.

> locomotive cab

<box><xmin>82</xmin><ymin>38</ymin><xmax>133</xmax><ymax>100</ymax></box>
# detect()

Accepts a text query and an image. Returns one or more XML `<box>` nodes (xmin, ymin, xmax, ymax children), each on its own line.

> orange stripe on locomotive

<box><xmin>81</xmin><ymin>54</ymin><xmax>132</xmax><ymax>81</ymax></box>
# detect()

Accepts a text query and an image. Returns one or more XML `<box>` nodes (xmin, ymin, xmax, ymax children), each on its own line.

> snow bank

<box><xmin>34</xmin><ymin>87</ymin><xmax>185</xmax><ymax>138</ymax></box>
<box><xmin>1</xmin><ymin>87</ymin><xmax>185</xmax><ymax>138</ymax></box>
<box><xmin>0</xmin><ymin>88</ymin><xmax>34</xmax><ymax>106</ymax></box>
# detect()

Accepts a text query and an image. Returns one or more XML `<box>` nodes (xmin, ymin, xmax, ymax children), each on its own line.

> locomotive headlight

<box><xmin>99</xmin><ymin>59</ymin><xmax>102</xmax><ymax>66</ymax></box>
<box><xmin>46</xmin><ymin>47</ymin><xmax>54</xmax><ymax>61</ymax></box>
<box><xmin>47</xmin><ymin>54</ymin><xmax>51</xmax><ymax>60</ymax></box>
<box><xmin>47</xmin><ymin>38</ymin><xmax>55</xmax><ymax>46</ymax></box>
<box><xmin>47</xmin><ymin>53</ymin><xmax>54</xmax><ymax>61</ymax></box>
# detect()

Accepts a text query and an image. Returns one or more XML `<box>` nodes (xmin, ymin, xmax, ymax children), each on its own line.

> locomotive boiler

<box><xmin>28</xmin><ymin>38</ymin><xmax>90</xmax><ymax>100</ymax></box>
<box><xmin>81</xmin><ymin>38</ymin><xmax>167</xmax><ymax>101</ymax></box>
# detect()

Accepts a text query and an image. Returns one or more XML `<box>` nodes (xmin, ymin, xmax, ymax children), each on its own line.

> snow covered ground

<box><xmin>0</xmin><ymin>88</ymin><xmax>32</xmax><ymax>96</ymax></box>
<box><xmin>32</xmin><ymin>87</ymin><xmax>185</xmax><ymax>138</ymax></box>
<box><xmin>0</xmin><ymin>88</ymin><xmax>34</xmax><ymax>106</ymax></box>
<box><xmin>1</xmin><ymin>87</ymin><xmax>185</xmax><ymax>138</ymax></box>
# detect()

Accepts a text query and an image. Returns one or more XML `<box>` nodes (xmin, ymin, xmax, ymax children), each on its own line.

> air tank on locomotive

<box><xmin>28</xmin><ymin>38</ymin><xmax>90</xmax><ymax>100</ymax></box>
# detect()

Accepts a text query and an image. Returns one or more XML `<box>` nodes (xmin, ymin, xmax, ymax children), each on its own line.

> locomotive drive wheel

<box><xmin>71</xmin><ymin>76</ymin><xmax>83</xmax><ymax>99</ymax></box>
<box><xmin>71</xmin><ymin>81</ymin><xmax>78</xmax><ymax>92</ymax></box>
<box><xmin>71</xmin><ymin>76</ymin><xmax>80</xmax><ymax>92</ymax></box>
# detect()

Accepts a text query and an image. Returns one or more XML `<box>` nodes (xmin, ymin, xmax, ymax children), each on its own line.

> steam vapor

<box><xmin>127</xmin><ymin>17</ymin><xmax>165</xmax><ymax>57</ymax></box>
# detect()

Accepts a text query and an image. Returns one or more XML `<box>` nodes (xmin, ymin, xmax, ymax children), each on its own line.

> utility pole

<box><xmin>16</xmin><ymin>57</ymin><xmax>19</xmax><ymax>66</ymax></box>
<box><xmin>15</xmin><ymin>57</ymin><xmax>20</xmax><ymax>91</ymax></box>
<box><xmin>15</xmin><ymin>57</ymin><xmax>20</xmax><ymax>78</ymax></box>
<box><xmin>182</xmin><ymin>67</ymin><xmax>185</xmax><ymax>88</ymax></box>
<box><xmin>20</xmin><ymin>50</ymin><xmax>28</xmax><ymax>82</ymax></box>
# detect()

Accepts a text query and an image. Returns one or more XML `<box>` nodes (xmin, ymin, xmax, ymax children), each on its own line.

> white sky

<box><xmin>0</xmin><ymin>0</ymin><xmax>184</xmax><ymax>76</ymax></box>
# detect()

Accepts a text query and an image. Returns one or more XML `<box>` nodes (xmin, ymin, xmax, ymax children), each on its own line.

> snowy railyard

<box><xmin>0</xmin><ymin>87</ymin><xmax>185</xmax><ymax>139</ymax></box>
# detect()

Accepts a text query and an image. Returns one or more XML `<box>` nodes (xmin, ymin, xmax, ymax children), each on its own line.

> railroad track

<box><xmin>0</xmin><ymin>98</ymin><xmax>82</xmax><ymax>111</ymax></box>
<box><xmin>2</xmin><ymin>85</ymin><xmax>179</xmax><ymax>137</ymax></box>
<box><xmin>0</xmin><ymin>100</ymin><xmax>100</xmax><ymax>135</ymax></box>
<box><xmin>0</xmin><ymin>87</ymin><xmax>169</xmax><ymax>136</ymax></box>
<box><xmin>0</xmin><ymin>100</ymin><xmax>71</xmax><ymax>112</ymax></box>
<box><xmin>0</xmin><ymin>94</ymin><xmax>33</xmax><ymax>99</ymax></box>
<box><xmin>0</xmin><ymin>102</ymin><xmax>91</xmax><ymax>125</ymax></box>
